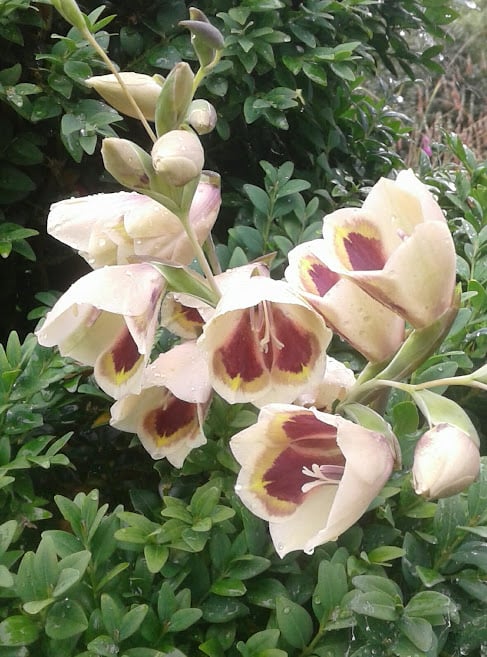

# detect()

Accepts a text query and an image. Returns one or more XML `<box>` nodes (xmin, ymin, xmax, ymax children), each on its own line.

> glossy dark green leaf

<box><xmin>275</xmin><ymin>596</ymin><xmax>313</xmax><ymax>649</ymax></box>
<box><xmin>0</xmin><ymin>616</ymin><xmax>39</xmax><ymax>646</ymax></box>
<box><xmin>312</xmin><ymin>561</ymin><xmax>348</xmax><ymax>623</ymax></box>
<box><xmin>45</xmin><ymin>600</ymin><xmax>88</xmax><ymax>639</ymax></box>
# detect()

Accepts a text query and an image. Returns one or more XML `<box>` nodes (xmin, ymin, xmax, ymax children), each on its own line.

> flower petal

<box><xmin>94</xmin><ymin>325</ymin><xmax>146</xmax><ymax>398</ymax></box>
<box><xmin>341</xmin><ymin>221</ymin><xmax>456</xmax><ymax>327</ymax></box>
<box><xmin>145</xmin><ymin>341</ymin><xmax>212</xmax><ymax>404</ymax></box>
<box><xmin>286</xmin><ymin>241</ymin><xmax>404</xmax><ymax>362</ymax></box>
<box><xmin>199</xmin><ymin>278</ymin><xmax>330</xmax><ymax>405</ymax></box>
<box><xmin>111</xmin><ymin>386</ymin><xmax>207</xmax><ymax>466</ymax></box>
<box><xmin>305</xmin><ymin>416</ymin><xmax>395</xmax><ymax>552</ymax></box>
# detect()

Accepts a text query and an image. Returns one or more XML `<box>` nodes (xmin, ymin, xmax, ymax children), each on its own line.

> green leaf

<box><xmin>367</xmin><ymin>546</ymin><xmax>405</xmax><ymax>564</ymax></box>
<box><xmin>210</xmin><ymin>579</ymin><xmax>246</xmax><ymax>597</ymax></box>
<box><xmin>398</xmin><ymin>616</ymin><xmax>434</xmax><ymax>652</ymax></box>
<box><xmin>349</xmin><ymin>591</ymin><xmax>399</xmax><ymax>621</ymax></box>
<box><xmin>404</xmin><ymin>591</ymin><xmax>453</xmax><ymax>624</ymax></box>
<box><xmin>144</xmin><ymin>544</ymin><xmax>169</xmax><ymax>574</ymax></box>
<box><xmin>87</xmin><ymin>635</ymin><xmax>119</xmax><ymax>657</ymax></box>
<box><xmin>312</xmin><ymin>561</ymin><xmax>348</xmax><ymax>624</ymax></box>
<box><xmin>246</xmin><ymin>578</ymin><xmax>288</xmax><ymax>609</ymax></box>
<box><xmin>226</xmin><ymin>555</ymin><xmax>270</xmax><ymax>580</ymax></box>
<box><xmin>244</xmin><ymin>184</ymin><xmax>270</xmax><ymax>215</ymax></box>
<box><xmin>119</xmin><ymin>605</ymin><xmax>148</xmax><ymax>641</ymax></box>
<box><xmin>302</xmin><ymin>62</ymin><xmax>327</xmax><ymax>86</ymax></box>
<box><xmin>167</xmin><ymin>608</ymin><xmax>203</xmax><ymax>632</ymax></box>
<box><xmin>201</xmin><ymin>596</ymin><xmax>248</xmax><ymax>623</ymax></box>
<box><xmin>190</xmin><ymin>483</ymin><xmax>221</xmax><ymax>518</ymax></box>
<box><xmin>0</xmin><ymin>616</ymin><xmax>39</xmax><ymax>646</ymax></box>
<box><xmin>275</xmin><ymin>596</ymin><xmax>313</xmax><ymax>649</ymax></box>
<box><xmin>45</xmin><ymin>599</ymin><xmax>88</xmax><ymax>639</ymax></box>
<box><xmin>246</xmin><ymin>629</ymin><xmax>280</xmax><ymax>653</ymax></box>
<box><xmin>352</xmin><ymin>575</ymin><xmax>402</xmax><ymax>601</ymax></box>
<box><xmin>52</xmin><ymin>567</ymin><xmax>83</xmax><ymax>598</ymax></box>
<box><xmin>23</xmin><ymin>599</ymin><xmax>54</xmax><ymax>615</ymax></box>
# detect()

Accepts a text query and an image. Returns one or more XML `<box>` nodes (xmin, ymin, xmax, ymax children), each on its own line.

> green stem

<box><xmin>192</xmin><ymin>52</ymin><xmax>222</xmax><ymax>94</ymax></box>
<box><xmin>82</xmin><ymin>28</ymin><xmax>158</xmax><ymax>143</ymax></box>
<box><xmin>180</xmin><ymin>211</ymin><xmax>221</xmax><ymax>298</ymax></box>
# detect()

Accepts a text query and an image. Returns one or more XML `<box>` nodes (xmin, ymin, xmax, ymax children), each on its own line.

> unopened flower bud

<box><xmin>151</xmin><ymin>130</ymin><xmax>204</xmax><ymax>187</ymax></box>
<box><xmin>155</xmin><ymin>63</ymin><xmax>194</xmax><ymax>136</ymax></box>
<box><xmin>86</xmin><ymin>73</ymin><xmax>164</xmax><ymax>121</ymax></box>
<box><xmin>187</xmin><ymin>99</ymin><xmax>217</xmax><ymax>135</ymax></box>
<box><xmin>102</xmin><ymin>138</ymin><xmax>154</xmax><ymax>190</ymax></box>
<box><xmin>50</xmin><ymin>0</ymin><xmax>86</xmax><ymax>30</ymax></box>
<box><xmin>412</xmin><ymin>423</ymin><xmax>480</xmax><ymax>499</ymax></box>
<box><xmin>180</xmin><ymin>8</ymin><xmax>224</xmax><ymax>68</ymax></box>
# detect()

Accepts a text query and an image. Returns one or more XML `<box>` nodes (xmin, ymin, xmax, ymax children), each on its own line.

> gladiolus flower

<box><xmin>110</xmin><ymin>342</ymin><xmax>212</xmax><ymax>466</ymax></box>
<box><xmin>35</xmin><ymin>264</ymin><xmax>165</xmax><ymax>399</ymax></box>
<box><xmin>286</xmin><ymin>240</ymin><xmax>405</xmax><ymax>362</ymax></box>
<box><xmin>198</xmin><ymin>277</ymin><xmax>332</xmax><ymax>407</ymax></box>
<box><xmin>230</xmin><ymin>404</ymin><xmax>397</xmax><ymax>557</ymax></box>
<box><xmin>412</xmin><ymin>423</ymin><xmax>480</xmax><ymax>499</ymax></box>
<box><xmin>47</xmin><ymin>179</ymin><xmax>220</xmax><ymax>268</ymax></box>
<box><xmin>318</xmin><ymin>170</ymin><xmax>456</xmax><ymax>328</ymax></box>
<box><xmin>86</xmin><ymin>73</ymin><xmax>164</xmax><ymax>120</ymax></box>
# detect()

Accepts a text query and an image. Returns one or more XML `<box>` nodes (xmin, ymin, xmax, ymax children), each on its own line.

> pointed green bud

<box><xmin>187</xmin><ymin>99</ymin><xmax>217</xmax><ymax>135</ymax></box>
<box><xmin>86</xmin><ymin>73</ymin><xmax>164</xmax><ymax>120</ymax></box>
<box><xmin>101</xmin><ymin>138</ymin><xmax>154</xmax><ymax>191</ymax></box>
<box><xmin>151</xmin><ymin>130</ymin><xmax>204</xmax><ymax>188</ymax></box>
<box><xmin>50</xmin><ymin>0</ymin><xmax>86</xmax><ymax>30</ymax></box>
<box><xmin>180</xmin><ymin>10</ymin><xmax>224</xmax><ymax>68</ymax></box>
<box><xmin>155</xmin><ymin>62</ymin><xmax>194</xmax><ymax>137</ymax></box>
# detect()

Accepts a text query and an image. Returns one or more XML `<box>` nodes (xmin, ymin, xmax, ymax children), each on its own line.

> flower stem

<box><xmin>179</xmin><ymin>211</ymin><xmax>221</xmax><ymax>298</ymax></box>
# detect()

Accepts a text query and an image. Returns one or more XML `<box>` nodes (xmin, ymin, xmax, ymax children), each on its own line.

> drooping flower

<box><xmin>86</xmin><ymin>72</ymin><xmax>164</xmax><ymax>121</ymax></box>
<box><xmin>286</xmin><ymin>239</ymin><xmax>405</xmax><ymax>362</ymax></box>
<box><xmin>110</xmin><ymin>341</ymin><xmax>212</xmax><ymax>466</ymax></box>
<box><xmin>47</xmin><ymin>177</ymin><xmax>221</xmax><ymax>268</ymax></box>
<box><xmin>318</xmin><ymin>170</ymin><xmax>456</xmax><ymax>328</ymax></box>
<box><xmin>230</xmin><ymin>404</ymin><xmax>397</xmax><ymax>557</ymax></box>
<box><xmin>35</xmin><ymin>264</ymin><xmax>165</xmax><ymax>399</ymax></box>
<box><xmin>412</xmin><ymin>423</ymin><xmax>480</xmax><ymax>499</ymax></box>
<box><xmin>198</xmin><ymin>276</ymin><xmax>332</xmax><ymax>407</ymax></box>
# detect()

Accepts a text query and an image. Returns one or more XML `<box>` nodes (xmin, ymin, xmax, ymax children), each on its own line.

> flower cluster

<box><xmin>36</xmin><ymin>8</ymin><xmax>481</xmax><ymax>558</ymax></box>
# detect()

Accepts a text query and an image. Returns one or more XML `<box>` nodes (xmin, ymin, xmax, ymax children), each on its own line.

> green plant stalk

<box><xmin>192</xmin><ymin>52</ymin><xmax>222</xmax><ymax>94</ymax></box>
<box><xmin>179</xmin><ymin>210</ymin><xmax>221</xmax><ymax>298</ymax></box>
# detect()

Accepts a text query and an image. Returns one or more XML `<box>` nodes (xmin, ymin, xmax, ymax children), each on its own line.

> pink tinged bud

<box><xmin>85</xmin><ymin>73</ymin><xmax>164</xmax><ymax>120</ymax></box>
<box><xmin>151</xmin><ymin>130</ymin><xmax>204</xmax><ymax>187</ymax></box>
<box><xmin>110</xmin><ymin>342</ymin><xmax>211</xmax><ymax>466</ymax></box>
<box><xmin>286</xmin><ymin>240</ymin><xmax>405</xmax><ymax>362</ymax></box>
<box><xmin>187</xmin><ymin>99</ymin><xmax>217</xmax><ymax>135</ymax></box>
<box><xmin>101</xmin><ymin>138</ymin><xmax>154</xmax><ymax>190</ymax></box>
<box><xmin>198</xmin><ymin>277</ymin><xmax>332</xmax><ymax>407</ymax></box>
<box><xmin>230</xmin><ymin>404</ymin><xmax>396</xmax><ymax>557</ymax></box>
<box><xmin>412</xmin><ymin>424</ymin><xmax>480</xmax><ymax>499</ymax></box>
<box><xmin>35</xmin><ymin>264</ymin><xmax>165</xmax><ymax>399</ymax></box>
<box><xmin>319</xmin><ymin>170</ymin><xmax>456</xmax><ymax>328</ymax></box>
